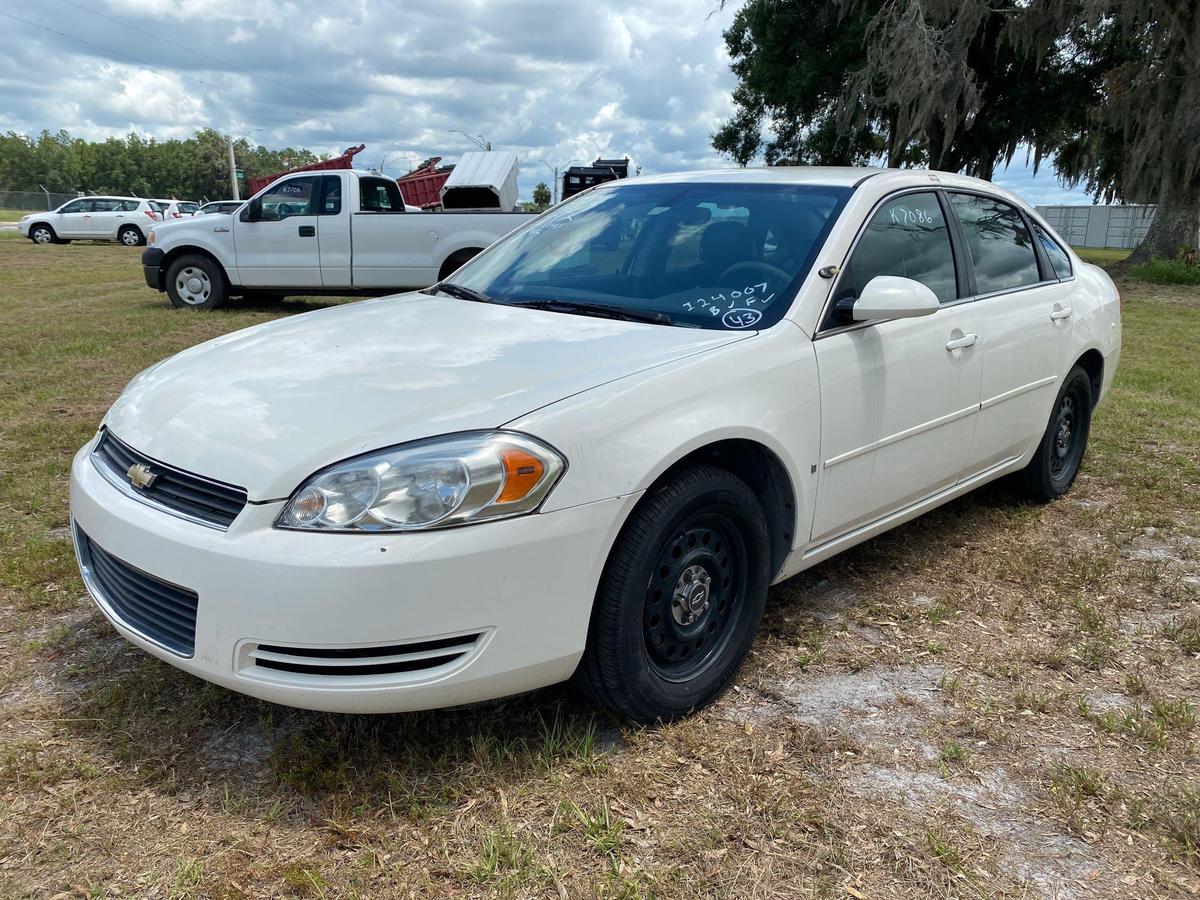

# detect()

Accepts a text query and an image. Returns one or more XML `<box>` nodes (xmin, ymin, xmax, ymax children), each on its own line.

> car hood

<box><xmin>103</xmin><ymin>293</ymin><xmax>748</xmax><ymax>500</ymax></box>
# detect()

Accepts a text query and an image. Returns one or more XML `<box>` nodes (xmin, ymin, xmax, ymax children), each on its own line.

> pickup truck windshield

<box><xmin>446</xmin><ymin>181</ymin><xmax>852</xmax><ymax>330</ymax></box>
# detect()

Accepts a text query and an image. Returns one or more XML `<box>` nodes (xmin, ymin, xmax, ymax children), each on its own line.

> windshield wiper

<box><xmin>427</xmin><ymin>282</ymin><xmax>494</xmax><ymax>304</ymax></box>
<box><xmin>513</xmin><ymin>299</ymin><xmax>672</xmax><ymax>326</ymax></box>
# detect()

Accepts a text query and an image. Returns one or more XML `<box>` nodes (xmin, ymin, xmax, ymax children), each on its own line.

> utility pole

<box><xmin>227</xmin><ymin>136</ymin><xmax>240</xmax><ymax>200</ymax></box>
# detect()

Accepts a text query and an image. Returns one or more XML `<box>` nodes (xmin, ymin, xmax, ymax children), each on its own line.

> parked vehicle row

<box><xmin>18</xmin><ymin>196</ymin><xmax>202</xmax><ymax>245</ymax></box>
<box><xmin>69</xmin><ymin>166</ymin><xmax>1121</xmax><ymax>722</ymax></box>
<box><xmin>19</xmin><ymin>197</ymin><xmax>162</xmax><ymax>245</ymax></box>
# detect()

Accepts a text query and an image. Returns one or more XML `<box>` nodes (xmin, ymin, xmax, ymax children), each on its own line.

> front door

<box><xmin>811</xmin><ymin>191</ymin><xmax>983</xmax><ymax>543</ymax></box>
<box><xmin>234</xmin><ymin>176</ymin><xmax>321</xmax><ymax>287</ymax></box>
<box><xmin>55</xmin><ymin>198</ymin><xmax>92</xmax><ymax>238</ymax></box>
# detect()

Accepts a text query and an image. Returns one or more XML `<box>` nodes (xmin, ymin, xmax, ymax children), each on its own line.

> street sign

<box><xmin>235</xmin><ymin>169</ymin><xmax>244</xmax><ymax>179</ymax></box>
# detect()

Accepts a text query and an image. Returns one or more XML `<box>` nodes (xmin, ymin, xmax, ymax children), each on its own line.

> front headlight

<box><xmin>275</xmin><ymin>431</ymin><xmax>566</xmax><ymax>532</ymax></box>
<box><xmin>147</xmin><ymin>230</ymin><xmax>156</xmax><ymax>245</ymax></box>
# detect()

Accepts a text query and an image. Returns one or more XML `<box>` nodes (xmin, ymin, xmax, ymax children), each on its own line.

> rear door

<box><xmin>946</xmin><ymin>193</ymin><xmax>1073</xmax><ymax>471</ymax></box>
<box><xmin>87</xmin><ymin>198</ymin><xmax>122</xmax><ymax>237</ymax></box>
<box><xmin>234</xmin><ymin>176</ymin><xmax>321</xmax><ymax>286</ymax></box>
<box><xmin>315</xmin><ymin>175</ymin><xmax>350</xmax><ymax>288</ymax></box>
<box><xmin>349</xmin><ymin>175</ymin><xmax>434</xmax><ymax>288</ymax></box>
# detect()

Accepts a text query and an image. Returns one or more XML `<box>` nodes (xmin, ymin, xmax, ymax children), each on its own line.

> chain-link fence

<box><xmin>0</xmin><ymin>190</ymin><xmax>82</xmax><ymax>211</ymax></box>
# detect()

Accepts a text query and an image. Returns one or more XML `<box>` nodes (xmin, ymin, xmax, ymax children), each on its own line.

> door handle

<box><xmin>945</xmin><ymin>333</ymin><xmax>978</xmax><ymax>351</ymax></box>
<box><xmin>1050</xmin><ymin>305</ymin><xmax>1073</xmax><ymax>322</ymax></box>
<box><xmin>298</xmin><ymin>225</ymin><xmax>316</xmax><ymax>237</ymax></box>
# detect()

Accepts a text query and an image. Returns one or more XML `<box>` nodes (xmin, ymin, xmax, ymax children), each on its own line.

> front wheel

<box><xmin>165</xmin><ymin>255</ymin><xmax>226</xmax><ymax>310</ymax></box>
<box><xmin>1016</xmin><ymin>365</ymin><xmax>1093</xmax><ymax>502</ymax></box>
<box><xmin>575</xmin><ymin>465</ymin><xmax>770</xmax><ymax>722</ymax></box>
<box><xmin>29</xmin><ymin>223</ymin><xmax>56</xmax><ymax>245</ymax></box>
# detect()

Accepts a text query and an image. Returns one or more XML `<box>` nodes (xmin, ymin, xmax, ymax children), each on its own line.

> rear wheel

<box><xmin>118</xmin><ymin>225</ymin><xmax>144</xmax><ymax>246</ymax></box>
<box><xmin>1016</xmin><ymin>365</ymin><xmax>1093</xmax><ymax>502</ymax></box>
<box><xmin>166</xmin><ymin>255</ymin><xmax>226</xmax><ymax>310</ymax></box>
<box><xmin>437</xmin><ymin>248</ymin><xmax>482</xmax><ymax>282</ymax></box>
<box><xmin>575</xmin><ymin>465</ymin><xmax>769</xmax><ymax>722</ymax></box>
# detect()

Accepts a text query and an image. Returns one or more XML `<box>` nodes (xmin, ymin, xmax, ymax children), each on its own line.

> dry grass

<box><xmin>1</xmin><ymin>233</ymin><xmax>1198</xmax><ymax>898</ymax></box>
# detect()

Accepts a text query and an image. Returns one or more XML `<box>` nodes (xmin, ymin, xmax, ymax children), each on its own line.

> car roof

<box><xmin>597</xmin><ymin>166</ymin><xmax>1032</xmax><ymax>210</ymax></box>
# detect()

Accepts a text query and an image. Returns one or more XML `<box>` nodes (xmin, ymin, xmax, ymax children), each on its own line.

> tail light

<box><xmin>171</xmin><ymin>212</ymin><xmax>181</xmax><ymax>219</ymax></box>
<box><xmin>143</xmin><ymin>210</ymin><xmax>156</xmax><ymax>221</ymax></box>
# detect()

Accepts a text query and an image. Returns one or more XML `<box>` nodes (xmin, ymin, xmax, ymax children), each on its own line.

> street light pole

<box><xmin>227</xmin><ymin>136</ymin><xmax>239</xmax><ymax>200</ymax></box>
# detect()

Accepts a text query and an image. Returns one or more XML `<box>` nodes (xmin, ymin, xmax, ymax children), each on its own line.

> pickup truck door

<box><xmin>234</xmin><ymin>176</ymin><xmax>322</xmax><ymax>287</ymax></box>
<box><xmin>349</xmin><ymin>175</ymin><xmax>436</xmax><ymax>288</ymax></box>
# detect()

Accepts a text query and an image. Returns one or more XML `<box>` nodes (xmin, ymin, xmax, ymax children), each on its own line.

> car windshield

<box><xmin>445</xmin><ymin>180</ymin><xmax>852</xmax><ymax>330</ymax></box>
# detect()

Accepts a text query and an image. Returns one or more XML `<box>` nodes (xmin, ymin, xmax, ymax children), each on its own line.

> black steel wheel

<box><xmin>1016</xmin><ymin>365</ymin><xmax>1094</xmax><ymax>502</ymax></box>
<box><xmin>575</xmin><ymin>464</ymin><xmax>770</xmax><ymax>722</ymax></box>
<box><xmin>642</xmin><ymin>514</ymin><xmax>748</xmax><ymax>682</ymax></box>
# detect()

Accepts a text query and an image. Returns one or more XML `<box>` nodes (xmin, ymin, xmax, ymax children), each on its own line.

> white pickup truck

<box><xmin>141</xmin><ymin>169</ymin><xmax>534</xmax><ymax>309</ymax></box>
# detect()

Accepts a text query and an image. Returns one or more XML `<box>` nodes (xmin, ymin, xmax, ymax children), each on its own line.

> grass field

<box><xmin>1</xmin><ymin>233</ymin><xmax>1198</xmax><ymax>898</ymax></box>
<box><xmin>0</xmin><ymin>210</ymin><xmax>37</xmax><ymax>223</ymax></box>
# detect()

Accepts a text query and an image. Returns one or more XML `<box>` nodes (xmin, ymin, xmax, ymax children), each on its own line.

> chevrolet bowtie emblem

<box><xmin>126</xmin><ymin>463</ymin><xmax>157</xmax><ymax>490</ymax></box>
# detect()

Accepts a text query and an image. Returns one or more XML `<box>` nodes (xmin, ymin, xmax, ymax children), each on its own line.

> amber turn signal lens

<box><xmin>497</xmin><ymin>448</ymin><xmax>545</xmax><ymax>503</ymax></box>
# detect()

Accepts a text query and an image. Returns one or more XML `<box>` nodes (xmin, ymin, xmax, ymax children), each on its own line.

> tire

<box><xmin>165</xmin><ymin>255</ymin><xmax>227</xmax><ymax>310</ymax></box>
<box><xmin>29</xmin><ymin>223</ymin><xmax>56</xmax><ymax>245</ymax></box>
<box><xmin>575</xmin><ymin>464</ymin><xmax>770</xmax><ymax>722</ymax></box>
<box><xmin>1015</xmin><ymin>365</ymin><xmax>1093</xmax><ymax>502</ymax></box>
<box><xmin>438</xmin><ymin>248</ymin><xmax>481</xmax><ymax>282</ymax></box>
<box><xmin>118</xmin><ymin>225</ymin><xmax>144</xmax><ymax>247</ymax></box>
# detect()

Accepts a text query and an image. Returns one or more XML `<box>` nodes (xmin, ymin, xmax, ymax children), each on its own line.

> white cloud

<box><xmin>0</xmin><ymin>0</ymin><xmax>1092</xmax><ymax>204</ymax></box>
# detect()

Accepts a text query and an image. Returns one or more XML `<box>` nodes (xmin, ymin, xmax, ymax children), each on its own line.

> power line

<box><xmin>0</xmin><ymin>10</ymin><xmax>311</xmax><ymax>121</ymax></box>
<box><xmin>54</xmin><ymin>0</ymin><xmax>333</xmax><ymax>110</ymax></box>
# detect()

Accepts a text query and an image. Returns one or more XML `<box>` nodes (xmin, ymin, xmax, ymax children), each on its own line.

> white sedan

<box><xmin>19</xmin><ymin>196</ymin><xmax>163</xmax><ymax>246</ymax></box>
<box><xmin>69</xmin><ymin>167</ymin><xmax>1120</xmax><ymax>721</ymax></box>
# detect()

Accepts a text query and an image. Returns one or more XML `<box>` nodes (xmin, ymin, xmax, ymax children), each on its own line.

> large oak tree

<box><xmin>714</xmin><ymin>0</ymin><xmax>1199</xmax><ymax>262</ymax></box>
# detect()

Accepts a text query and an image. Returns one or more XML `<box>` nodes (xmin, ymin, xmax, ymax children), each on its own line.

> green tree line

<box><xmin>0</xmin><ymin>128</ymin><xmax>321</xmax><ymax>201</ymax></box>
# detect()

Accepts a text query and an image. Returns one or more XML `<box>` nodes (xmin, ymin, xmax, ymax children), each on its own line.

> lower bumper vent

<box><xmin>75</xmin><ymin>525</ymin><xmax>199</xmax><ymax>657</ymax></box>
<box><xmin>250</xmin><ymin>633</ymin><xmax>483</xmax><ymax>677</ymax></box>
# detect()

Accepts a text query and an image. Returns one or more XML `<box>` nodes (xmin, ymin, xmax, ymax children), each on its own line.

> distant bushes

<box><xmin>1129</xmin><ymin>258</ymin><xmax>1200</xmax><ymax>285</ymax></box>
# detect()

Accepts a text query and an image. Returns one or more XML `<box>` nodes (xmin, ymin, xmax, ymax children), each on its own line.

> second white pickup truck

<box><xmin>141</xmin><ymin>169</ymin><xmax>534</xmax><ymax>309</ymax></box>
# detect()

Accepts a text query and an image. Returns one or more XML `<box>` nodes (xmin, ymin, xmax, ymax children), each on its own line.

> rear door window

<box><xmin>319</xmin><ymin>175</ymin><xmax>342</xmax><ymax>215</ymax></box>
<box><xmin>358</xmin><ymin>177</ymin><xmax>405</xmax><ymax>212</ymax></box>
<box><xmin>832</xmin><ymin>192</ymin><xmax>958</xmax><ymax>312</ymax></box>
<box><xmin>948</xmin><ymin>193</ymin><xmax>1040</xmax><ymax>294</ymax></box>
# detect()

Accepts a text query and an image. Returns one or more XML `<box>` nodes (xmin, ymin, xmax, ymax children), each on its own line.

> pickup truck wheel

<box><xmin>118</xmin><ymin>225</ymin><xmax>144</xmax><ymax>246</ymax></box>
<box><xmin>166</xmin><ymin>255</ymin><xmax>226</xmax><ymax>310</ymax></box>
<box><xmin>575</xmin><ymin>464</ymin><xmax>769</xmax><ymax>722</ymax></box>
<box><xmin>29</xmin><ymin>223</ymin><xmax>56</xmax><ymax>245</ymax></box>
<box><xmin>438</xmin><ymin>249</ymin><xmax>481</xmax><ymax>282</ymax></box>
<box><xmin>1015</xmin><ymin>365</ymin><xmax>1093</xmax><ymax>502</ymax></box>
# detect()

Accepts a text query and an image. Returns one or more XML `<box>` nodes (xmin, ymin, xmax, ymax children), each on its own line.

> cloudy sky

<box><xmin>0</xmin><ymin>0</ymin><xmax>1092</xmax><ymax>205</ymax></box>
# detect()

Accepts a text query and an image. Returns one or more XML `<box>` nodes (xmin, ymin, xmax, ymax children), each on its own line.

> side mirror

<box><xmin>844</xmin><ymin>275</ymin><xmax>939</xmax><ymax>322</ymax></box>
<box><xmin>240</xmin><ymin>197</ymin><xmax>261</xmax><ymax>223</ymax></box>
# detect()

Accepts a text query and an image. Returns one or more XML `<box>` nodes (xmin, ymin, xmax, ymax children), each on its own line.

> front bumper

<box><xmin>141</xmin><ymin>248</ymin><xmax>164</xmax><ymax>291</ymax></box>
<box><xmin>69</xmin><ymin>441</ymin><xmax>636</xmax><ymax>713</ymax></box>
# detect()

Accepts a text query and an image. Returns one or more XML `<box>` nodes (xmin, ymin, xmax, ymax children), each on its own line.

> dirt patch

<box><xmin>851</xmin><ymin>765</ymin><xmax>1106</xmax><ymax>899</ymax></box>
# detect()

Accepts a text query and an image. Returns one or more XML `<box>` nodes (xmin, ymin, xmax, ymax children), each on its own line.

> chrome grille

<box><xmin>92</xmin><ymin>429</ymin><xmax>248</xmax><ymax>528</ymax></box>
